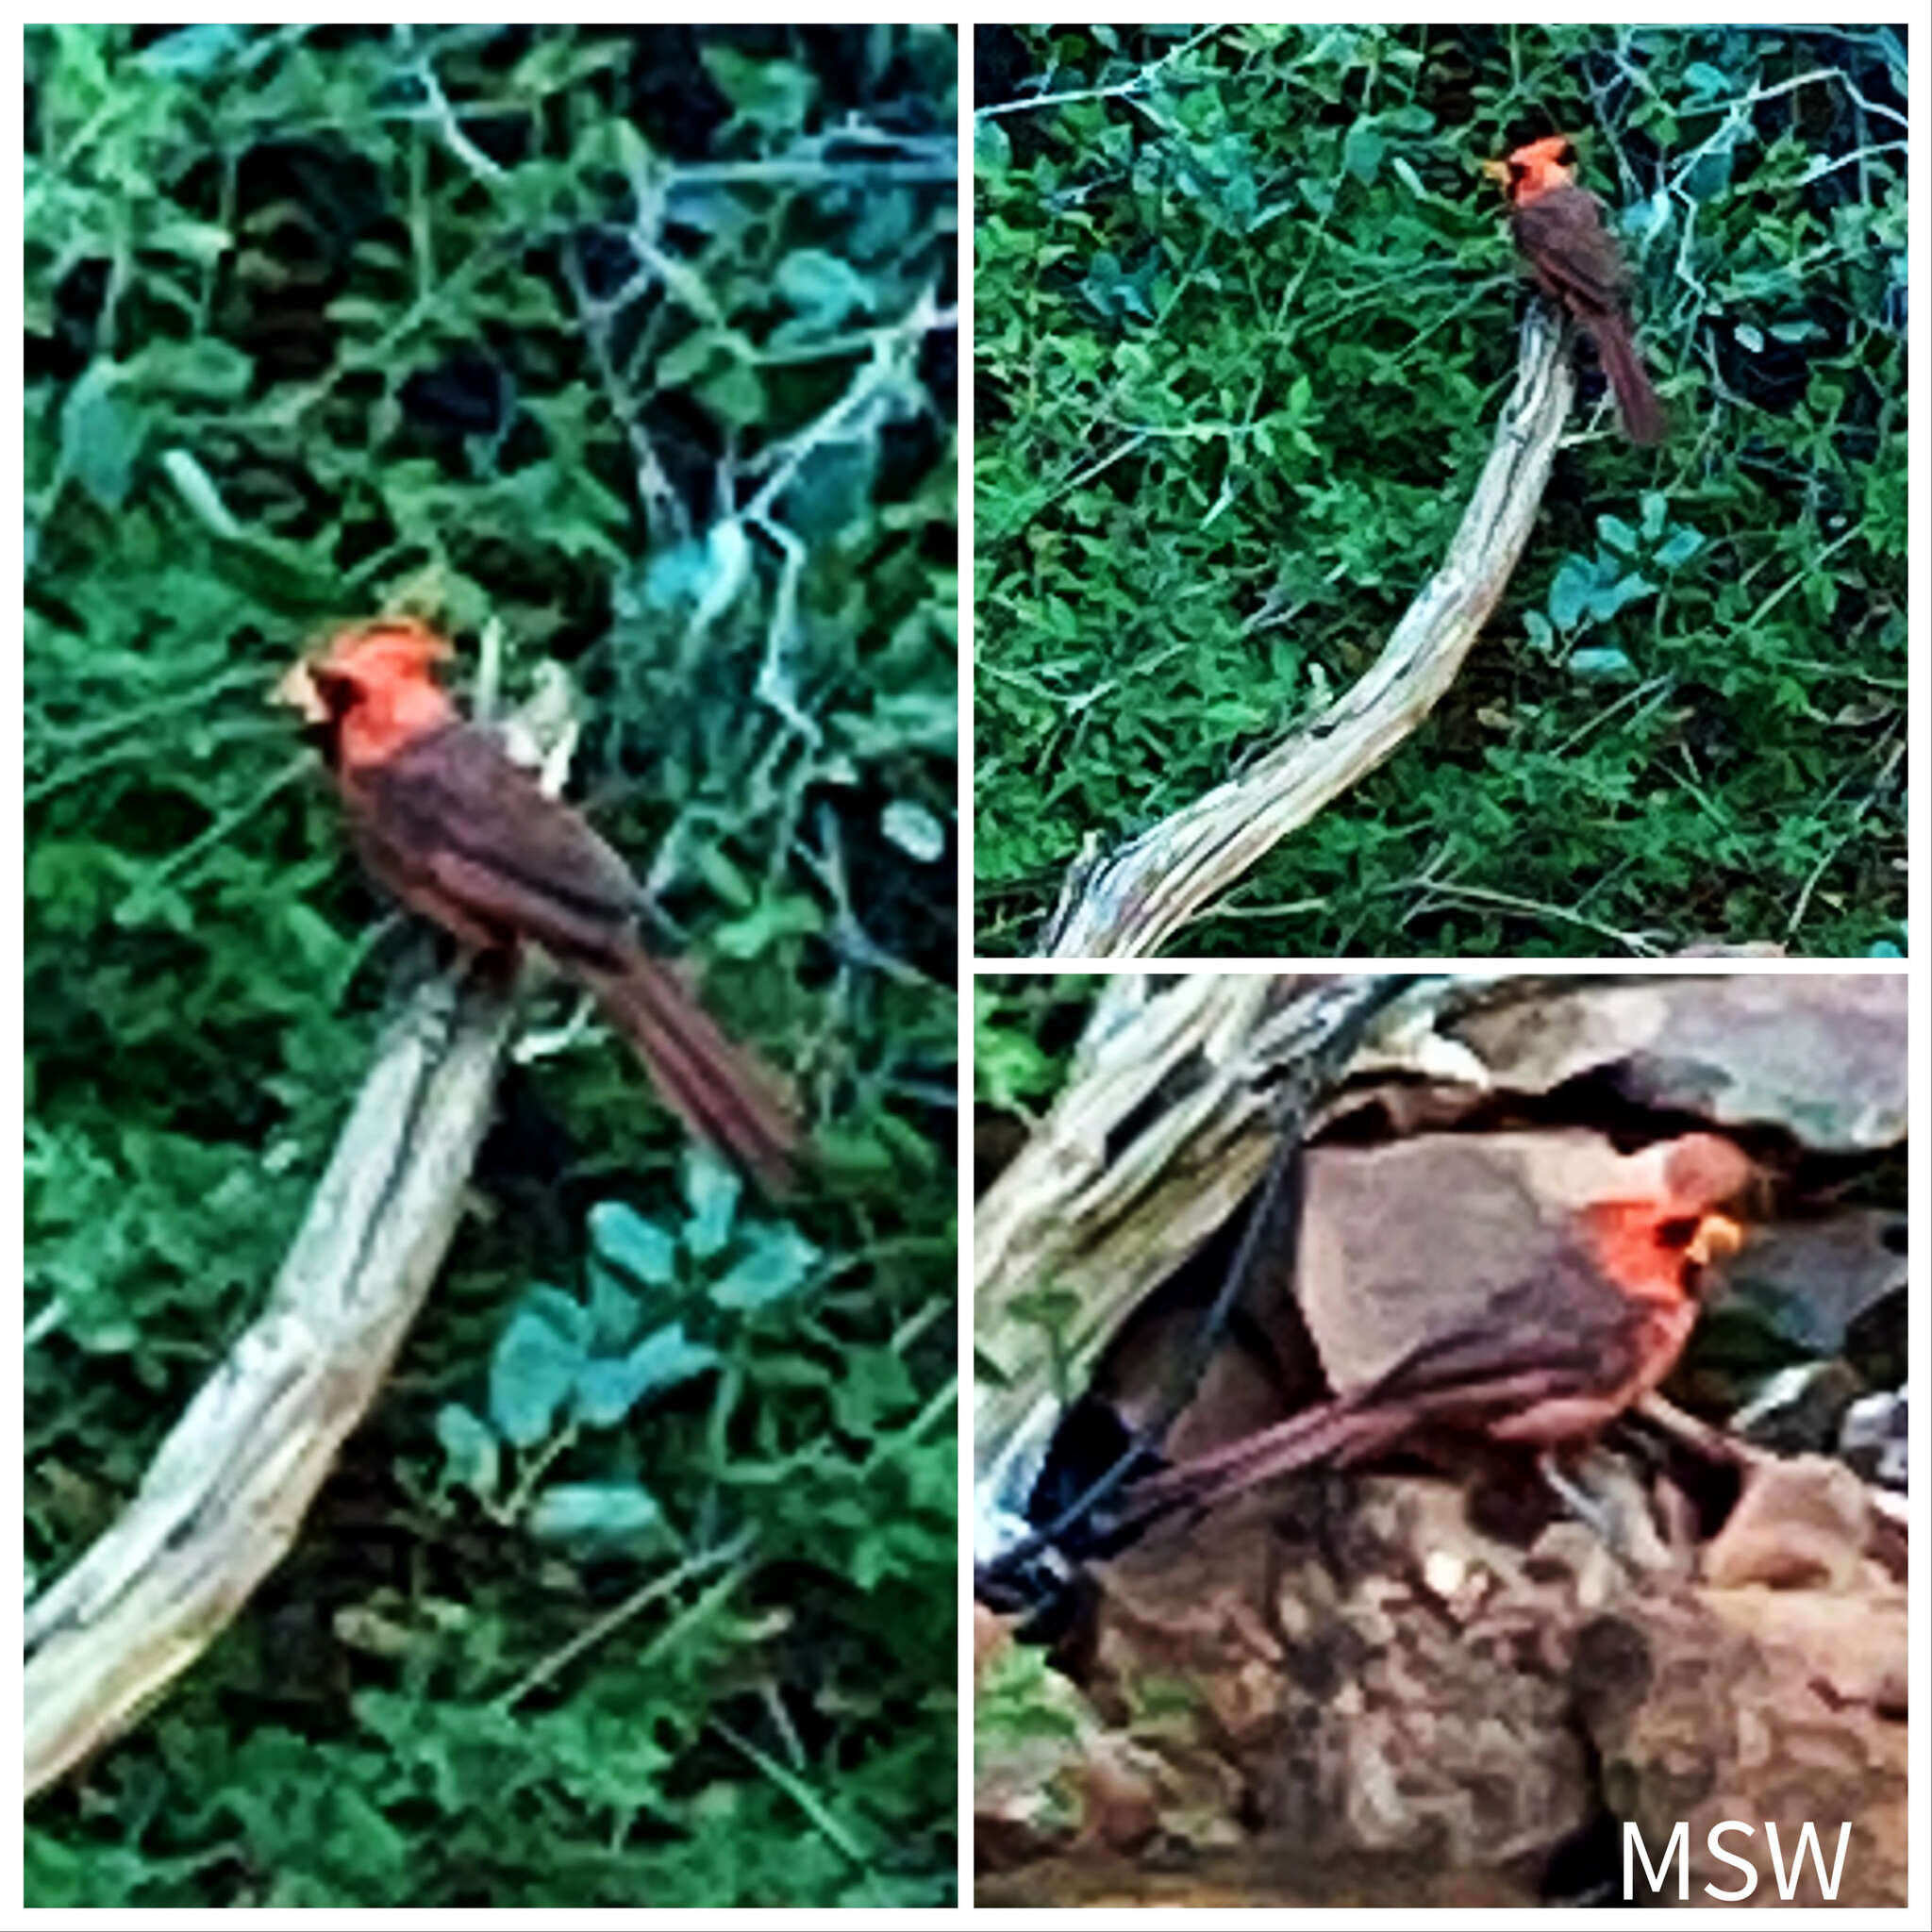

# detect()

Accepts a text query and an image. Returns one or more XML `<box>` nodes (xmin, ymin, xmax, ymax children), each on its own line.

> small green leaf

<box><xmin>589</xmin><ymin>1201</ymin><xmax>678</xmax><ymax>1287</ymax></box>
<box><xmin>61</xmin><ymin>363</ymin><xmax>145</xmax><ymax>509</ymax></box>
<box><xmin>881</xmin><ymin>798</ymin><xmax>946</xmax><ymax>862</ymax></box>
<box><xmin>1654</xmin><ymin>527</ymin><xmax>1704</xmax><ymax>569</ymax></box>
<box><xmin>575</xmin><ymin>1322</ymin><xmax>721</xmax><ymax>1426</ymax></box>
<box><xmin>490</xmin><ymin>1302</ymin><xmax>588</xmax><ymax>1447</ymax></box>
<box><xmin>137</xmin><ymin>24</ymin><xmax>243</xmax><ymax>75</ymax></box>
<box><xmin>585</xmin><ymin>1262</ymin><xmax>643</xmax><ymax>1352</ymax></box>
<box><xmin>1597</xmin><ymin>514</ymin><xmax>1639</xmax><ymax>557</ymax></box>
<box><xmin>435</xmin><ymin>1404</ymin><xmax>500</xmax><ymax>1499</ymax></box>
<box><xmin>624</xmin><ymin>1321</ymin><xmax>722</xmax><ymax>1397</ymax></box>
<box><xmin>641</xmin><ymin>535</ymin><xmax>714</xmax><ymax>608</ymax></box>
<box><xmin>162</xmin><ymin>448</ymin><xmax>243</xmax><ymax>538</ymax></box>
<box><xmin>1567</xmin><ymin>646</ymin><xmax>1637</xmax><ymax>681</ymax></box>
<box><xmin>583</xmin><ymin>1321</ymin><xmax>726</xmax><ymax>1429</ymax></box>
<box><xmin>775</xmin><ymin>249</ymin><xmax>871</xmax><ymax>328</ymax></box>
<box><xmin>1590</xmin><ymin>572</ymin><xmax>1653</xmax><ymax>622</ymax></box>
<box><xmin>712</xmin><ymin>893</ymin><xmax>824</xmax><ymax>958</ymax></box>
<box><xmin>687</xmin><ymin>839</ymin><xmax>756</xmax><ymax>910</ymax></box>
<box><xmin>133</xmin><ymin>337</ymin><xmax>254</xmax><ymax>401</ymax></box>
<box><xmin>1547</xmin><ymin>558</ymin><xmax>1595</xmax><ymax>632</ymax></box>
<box><xmin>1685</xmin><ymin>145</ymin><xmax>1736</xmax><ymax>201</ymax></box>
<box><xmin>699</xmin><ymin>358</ymin><xmax>766</xmax><ymax>428</ymax></box>
<box><xmin>655</xmin><ymin>330</ymin><xmax>720</xmax><ymax>389</ymax></box>
<box><xmin>1341</xmin><ymin>117</ymin><xmax>1385</xmax><ymax>184</ymax></box>
<box><xmin>701</xmin><ymin>46</ymin><xmax>818</xmax><ymax>138</ymax></box>
<box><xmin>147</xmin><ymin>219</ymin><xmax>234</xmax><ymax>268</ymax></box>
<box><xmin>524</xmin><ymin>1284</ymin><xmax>593</xmax><ymax>1346</ymax></box>
<box><xmin>710</xmin><ymin>1222</ymin><xmax>820</xmax><ymax>1311</ymax></box>
<box><xmin>527</xmin><ymin>1482</ymin><xmax>664</xmax><ymax>1544</ymax></box>
<box><xmin>782</xmin><ymin>439</ymin><xmax>878</xmax><ymax>541</ymax></box>
<box><xmin>682</xmin><ymin>1146</ymin><xmax>741</xmax><ymax>1259</ymax></box>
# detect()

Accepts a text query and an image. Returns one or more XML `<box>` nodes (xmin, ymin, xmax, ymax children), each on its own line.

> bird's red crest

<box><xmin>316</xmin><ymin>618</ymin><xmax>455</xmax><ymax>687</ymax></box>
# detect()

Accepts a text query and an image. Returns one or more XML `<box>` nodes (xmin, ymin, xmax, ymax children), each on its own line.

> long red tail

<box><xmin>1590</xmin><ymin>311</ymin><xmax>1666</xmax><ymax>445</ymax></box>
<box><xmin>580</xmin><ymin>950</ymin><xmax>799</xmax><ymax>1192</ymax></box>
<box><xmin>1125</xmin><ymin>1356</ymin><xmax>1588</xmax><ymax>1519</ymax></box>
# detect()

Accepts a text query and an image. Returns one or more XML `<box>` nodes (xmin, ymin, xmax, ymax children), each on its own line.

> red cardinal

<box><xmin>1489</xmin><ymin>134</ymin><xmax>1666</xmax><ymax>445</ymax></box>
<box><xmin>287</xmin><ymin>618</ymin><xmax>798</xmax><ymax>1190</ymax></box>
<box><xmin>1126</xmin><ymin>1132</ymin><xmax>1753</xmax><ymax>1517</ymax></box>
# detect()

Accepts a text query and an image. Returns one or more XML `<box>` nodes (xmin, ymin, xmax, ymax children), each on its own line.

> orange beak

<box><xmin>1686</xmin><ymin>1213</ymin><xmax>1745</xmax><ymax>1269</ymax></box>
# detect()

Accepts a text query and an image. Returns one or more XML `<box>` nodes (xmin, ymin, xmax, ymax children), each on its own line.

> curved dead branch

<box><xmin>1041</xmin><ymin>310</ymin><xmax>1572</xmax><ymax>958</ymax></box>
<box><xmin>974</xmin><ymin>974</ymin><xmax>1424</xmax><ymax>1557</ymax></box>
<box><xmin>25</xmin><ymin>971</ymin><xmax>513</xmax><ymax>1797</ymax></box>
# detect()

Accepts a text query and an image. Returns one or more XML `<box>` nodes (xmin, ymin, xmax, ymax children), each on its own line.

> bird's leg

<box><xmin>1537</xmin><ymin>1451</ymin><xmax>1619</xmax><ymax>1544</ymax></box>
<box><xmin>1536</xmin><ymin>1449</ymin><xmax>1678</xmax><ymax>1574</ymax></box>
<box><xmin>511</xmin><ymin>984</ymin><xmax>602</xmax><ymax>1065</ymax></box>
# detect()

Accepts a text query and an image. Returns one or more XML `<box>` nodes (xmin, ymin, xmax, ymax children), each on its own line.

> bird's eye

<box><xmin>1556</xmin><ymin>141</ymin><xmax>1577</xmax><ymax>165</ymax></box>
<box><xmin>309</xmin><ymin>668</ymin><xmax>359</xmax><ymax>720</ymax></box>
<box><xmin>1656</xmin><ymin>1215</ymin><xmax>1702</xmax><ymax>1250</ymax></box>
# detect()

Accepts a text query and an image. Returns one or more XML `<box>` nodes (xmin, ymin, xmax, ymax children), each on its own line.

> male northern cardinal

<box><xmin>287</xmin><ymin>618</ymin><xmax>798</xmax><ymax>1190</ymax></box>
<box><xmin>1489</xmin><ymin>134</ymin><xmax>1666</xmax><ymax>445</ymax></box>
<box><xmin>1124</xmin><ymin>1131</ymin><xmax>1753</xmax><ymax>1518</ymax></box>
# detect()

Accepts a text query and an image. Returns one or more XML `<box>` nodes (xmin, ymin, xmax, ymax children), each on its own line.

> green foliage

<box><xmin>973</xmin><ymin>975</ymin><xmax>1096</xmax><ymax>1114</ymax></box>
<box><xmin>974</xmin><ymin>24</ymin><xmax>1907</xmax><ymax>956</ymax></box>
<box><xmin>974</xmin><ymin>1639</ymin><xmax>1083</xmax><ymax>1765</ymax></box>
<box><xmin>25</xmin><ymin>24</ymin><xmax>956</xmax><ymax>1907</ymax></box>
